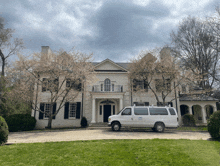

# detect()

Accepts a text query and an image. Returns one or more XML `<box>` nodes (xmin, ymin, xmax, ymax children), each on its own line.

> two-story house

<box><xmin>32</xmin><ymin>46</ymin><xmax>218</xmax><ymax>129</ymax></box>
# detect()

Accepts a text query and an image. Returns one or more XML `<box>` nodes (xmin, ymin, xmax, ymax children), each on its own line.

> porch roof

<box><xmin>179</xmin><ymin>94</ymin><xmax>219</xmax><ymax>101</ymax></box>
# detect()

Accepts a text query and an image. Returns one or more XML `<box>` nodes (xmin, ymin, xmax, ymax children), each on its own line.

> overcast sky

<box><xmin>1</xmin><ymin>0</ymin><xmax>220</xmax><ymax>62</ymax></box>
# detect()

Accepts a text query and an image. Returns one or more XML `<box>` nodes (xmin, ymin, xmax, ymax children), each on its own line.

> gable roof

<box><xmin>92</xmin><ymin>58</ymin><xmax>129</xmax><ymax>72</ymax></box>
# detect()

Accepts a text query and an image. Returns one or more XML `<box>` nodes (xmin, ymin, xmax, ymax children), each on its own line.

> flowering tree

<box><xmin>13</xmin><ymin>49</ymin><xmax>94</xmax><ymax>128</ymax></box>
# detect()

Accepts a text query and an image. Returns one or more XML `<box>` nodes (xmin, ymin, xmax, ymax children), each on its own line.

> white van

<box><xmin>108</xmin><ymin>105</ymin><xmax>179</xmax><ymax>132</ymax></box>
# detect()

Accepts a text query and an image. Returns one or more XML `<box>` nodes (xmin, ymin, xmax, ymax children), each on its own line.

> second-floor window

<box><xmin>66</xmin><ymin>78</ymin><xmax>82</xmax><ymax>91</ymax></box>
<box><xmin>42</xmin><ymin>78</ymin><xmax>59</xmax><ymax>92</ymax></box>
<box><xmin>104</xmin><ymin>78</ymin><xmax>111</xmax><ymax>91</ymax></box>
<box><xmin>133</xmin><ymin>79</ymin><xmax>148</xmax><ymax>92</ymax></box>
<box><xmin>155</xmin><ymin>79</ymin><xmax>171</xmax><ymax>92</ymax></box>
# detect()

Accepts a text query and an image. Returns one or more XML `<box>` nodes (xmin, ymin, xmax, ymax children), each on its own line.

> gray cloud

<box><xmin>0</xmin><ymin>0</ymin><xmax>218</xmax><ymax>62</ymax></box>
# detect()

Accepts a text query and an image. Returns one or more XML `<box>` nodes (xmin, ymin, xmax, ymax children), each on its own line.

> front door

<box><xmin>104</xmin><ymin>105</ymin><xmax>111</xmax><ymax>122</ymax></box>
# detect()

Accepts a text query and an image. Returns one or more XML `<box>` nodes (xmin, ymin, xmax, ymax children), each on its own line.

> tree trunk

<box><xmin>47</xmin><ymin>116</ymin><xmax>53</xmax><ymax>129</ymax></box>
<box><xmin>0</xmin><ymin>49</ymin><xmax>5</xmax><ymax>77</ymax></box>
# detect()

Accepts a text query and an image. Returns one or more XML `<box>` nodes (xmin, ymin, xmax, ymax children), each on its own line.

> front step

<box><xmin>89</xmin><ymin>122</ymin><xmax>109</xmax><ymax>127</ymax></box>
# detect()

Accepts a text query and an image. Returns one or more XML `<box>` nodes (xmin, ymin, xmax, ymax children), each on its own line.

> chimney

<box><xmin>41</xmin><ymin>46</ymin><xmax>53</xmax><ymax>61</ymax></box>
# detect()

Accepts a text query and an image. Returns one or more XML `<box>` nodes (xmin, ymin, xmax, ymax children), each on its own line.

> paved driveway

<box><xmin>7</xmin><ymin>128</ymin><xmax>211</xmax><ymax>144</ymax></box>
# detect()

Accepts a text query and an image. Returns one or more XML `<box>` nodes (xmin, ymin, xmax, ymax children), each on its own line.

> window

<box><xmin>101</xmin><ymin>84</ymin><xmax>103</xmax><ymax>91</ymax></box>
<box><xmin>133</xmin><ymin>102</ymin><xmax>149</xmax><ymax>106</ymax></box>
<box><xmin>66</xmin><ymin>78</ymin><xmax>82</xmax><ymax>91</ymax></box>
<box><xmin>182</xmin><ymin>85</ymin><xmax>186</xmax><ymax>93</ymax></box>
<box><xmin>64</xmin><ymin>102</ymin><xmax>81</xmax><ymax>119</ymax></box>
<box><xmin>42</xmin><ymin>78</ymin><xmax>59</xmax><ymax>92</ymax></box>
<box><xmin>69</xmin><ymin>103</ymin><xmax>77</xmax><ymax>118</ymax></box>
<box><xmin>155</xmin><ymin>79</ymin><xmax>171</xmax><ymax>92</ymax></box>
<box><xmin>44</xmin><ymin>104</ymin><xmax>51</xmax><ymax>118</ymax></box>
<box><xmin>169</xmin><ymin>108</ymin><xmax>176</xmax><ymax>115</ymax></box>
<box><xmin>104</xmin><ymin>79</ymin><xmax>111</xmax><ymax>91</ymax></box>
<box><xmin>133</xmin><ymin>79</ymin><xmax>148</xmax><ymax>92</ymax></box>
<box><xmin>149</xmin><ymin>108</ymin><xmax>168</xmax><ymax>115</ymax></box>
<box><xmin>121</xmin><ymin>108</ymin><xmax>131</xmax><ymax>115</ymax></box>
<box><xmin>157</xmin><ymin>102</ymin><xmax>173</xmax><ymax>107</ymax></box>
<box><xmin>112</xmin><ymin>84</ymin><xmax>114</xmax><ymax>92</ymax></box>
<box><xmin>39</xmin><ymin>103</ymin><xmax>56</xmax><ymax>119</ymax></box>
<box><xmin>134</xmin><ymin>108</ymin><xmax>148</xmax><ymax>115</ymax></box>
<box><xmin>100</xmin><ymin>105</ymin><xmax>102</xmax><ymax>115</ymax></box>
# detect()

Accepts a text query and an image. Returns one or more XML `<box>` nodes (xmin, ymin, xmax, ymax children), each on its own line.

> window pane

<box><xmin>45</xmin><ymin>104</ymin><xmax>51</xmax><ymax>118</ymax></box>
<box><xmin>169</xmin><ymin>108</ymin><xmax>176</xmax><ymax>115</ymax></box>
<box><xmin>104</xmin><ymin>79</ymin><xmax>111</xmax><ymax>91</ymax></box>
<box><xmin>122</xmin><ymin>108</ymin><xmax>131</xmax><ymax>115</ymax></box>
<box><xmin>149</xmin><ymin>108</ymin><xmax>168</xmax><ymax>115</ymax></box>
<box><xmin>134</xmin><ymin>108</ymin><xmax>148</xmax><ymax>115</ymax></box>
<box><xmin>69</xmin><ymin>103</ymin><xmax>76</xmax><ymax>117</ymax></box>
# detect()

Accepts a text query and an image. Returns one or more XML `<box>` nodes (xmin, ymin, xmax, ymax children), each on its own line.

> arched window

<box><xmin>104</xmin><ymin>79</ymin><xmax>111</xmax><ymax>91</ymax></box>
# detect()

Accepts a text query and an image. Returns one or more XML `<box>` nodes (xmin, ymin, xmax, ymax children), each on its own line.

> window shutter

<box><xmin>52</xmin><ymin>103</ymin><xmax>56</xmax><ymax>119</ymax></box>
<box><xmin>39</xmin><ymin>103</ymin><xmax>44</xmax><ymax>119</ymax></box>
<box><xmin>144</xmin><ymin>102</ymin><xmax>149</xmax><ymax>106</ymax></box>
<box><xmin>144</xmin><ymin>80</ymin><xmax>148</xmax><ymax>92</ymax></box>
<box><xmin>64</xmin><ymin>102</ymin><xmax>69</xmax><ymax>119</ymax></box>
<box><xmin>76</xmin><ymin>102</ymin><xmax>81</xmax><ymax>119</ymax></box>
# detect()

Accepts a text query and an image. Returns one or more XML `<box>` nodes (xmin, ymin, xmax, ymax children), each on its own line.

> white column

<box><xmin>213</xmin><ymin>106</ymin><xmax>217</xmax><ymax>112</ymax></box>
<box><xmin>201</xmin><ymin>106</ymin><xmax>207</xmax><ymax>124</ymax></box>
<box><xmin>91</xmin><ymin>98</ymin><xmax>96</xmax><ymax>123</ymax></box>
<box><xmin>189</xmin><ymin>106</ymin><xmax>192</xmax><ymax>115</ymax></box>
<box><xmin>119</xmin><ymin>98</ymin><xmax>123</xmax><ymax>111</ymax></box>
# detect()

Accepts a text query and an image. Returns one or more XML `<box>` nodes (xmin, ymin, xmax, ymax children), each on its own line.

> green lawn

<box><xmin>0</xmin><ymin>139</ymin><xmax>219</xmax><ymax>166</ymax></box>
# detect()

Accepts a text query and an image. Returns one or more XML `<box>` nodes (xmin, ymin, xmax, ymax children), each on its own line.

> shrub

<box><xmin>182</xmin><ymin>114</ymin><xmax>196</xmax><ymax>127</ymax></box>
<box><xmin>81</xmin><ymin>117</ymin><xmax>88</xmax><ymax>128</ymax></box>
<box><xmin>207</xmin><ymin>111</ymin><xmax>220</xmax><ymax>139</ymax></box>
<box><xmin>0</xmin><ymin>116</ymin><xmax>9</xmax><ymax>145</ymax></box>
<box><xmin>5</xmin><ymin>114</ymin><xmax>36</xmax><ymax>132</ymax></box>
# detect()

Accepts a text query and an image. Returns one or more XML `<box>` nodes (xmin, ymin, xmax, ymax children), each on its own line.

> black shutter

<box><xmin>144</xmin><ymin>80</ymin><xmax>148</xmax><ymax>92</ymax></box>
<box><xmin>133</xmin><ymin>79</ymin><xmax>137</xmax><ymax>91</ymax></box>
<box><xmin>144</xmin><ymin>102</ymin><xmax>149</xmax><ymax>106</ymax></box>
<box><xmin>76</xmin><ymin>102</ymin><xmax>81</xmax><ymax>119</ymax></box>
<box><xmin>64</xmin><ymin>102</ymin><xmax>69</xmax><ymax>119</ymax></box>
<box><xmin>52</xmin><ymin>103</ymin><xmax>56</xmax><ymax>119</ymax></box>
<box><xmin>39</xmin><ymin>103</ymin><xmax>44</xmax><ymax>119</ymax></box>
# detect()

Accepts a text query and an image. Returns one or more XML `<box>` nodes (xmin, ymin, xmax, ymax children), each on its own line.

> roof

<box><xmin>179</xmin><ymin>94</ymin><xmax>219</xmax><ymax>101</ymax></box>
<box><xmin>92</xmin><ymin>59</ymin><xmax>130</xmax><ymax>71</ymax></box>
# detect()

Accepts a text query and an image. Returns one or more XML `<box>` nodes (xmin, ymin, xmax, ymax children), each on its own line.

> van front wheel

<box><xmin>112</xmin><ymin>122</ymin><xmax>121</xmax><ymax>131</ymax></box>
<box><xmin>155</xmin><ymin>123</ymin><xmax>165</xmax><ymax>132</ymax></box>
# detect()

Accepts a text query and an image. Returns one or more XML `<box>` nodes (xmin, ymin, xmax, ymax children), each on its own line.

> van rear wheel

<box><xmin>155</xmin><ymin>123</ymin><xmax>165</xmax><ymax>132</ymax></box>
<box><xmin>112</xmin><ymin>122</ymin><xmax>121</xmax><ymax>131</ymax></box>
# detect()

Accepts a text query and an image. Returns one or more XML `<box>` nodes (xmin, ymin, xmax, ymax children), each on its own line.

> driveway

<box><xmin>7</xmin><ymin>128</ymin><xmax>211</xmax><ymax>144</ymax></box>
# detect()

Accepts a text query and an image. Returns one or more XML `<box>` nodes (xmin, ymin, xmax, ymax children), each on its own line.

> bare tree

<box><xmin>171</xmin><ymin>16</ymin><xmax>220</xmax><ymax>91</ymax></box>
<box><xmin>129</xmin><ymin>48</ymin><xmax>185</xmax><ymax>106</ymax></box>
<box><xmin>14</xmin><ymin>49</ymin><xmax>95</xmax><ymax>129</ymax></box>
<box><xmin>0</xmin><ymin>17</ymin><xmax>24</xmax><ymax>77</ymax></box>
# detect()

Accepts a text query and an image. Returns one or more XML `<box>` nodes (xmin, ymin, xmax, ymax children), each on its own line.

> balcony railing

<box><xmin>92</xmin><ymin>85</ymin><xmax>123</xmax><ymax>92</ymax></box>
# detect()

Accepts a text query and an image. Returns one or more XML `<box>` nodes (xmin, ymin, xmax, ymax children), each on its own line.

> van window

<box><xmin>169</xmin><ymin>108</ymin><xmax>176</xmax><ymax>115</ymax></box>
<box><xmin>121</xmin><ymin>108</ymin><xmax>131</xmax><ymax>115</ymax></box>
<box><xmin>134</xmin><ymin>108</ymin><xmax>148</xmax><ymax>115</ymax></box>
<box><xmin>149</xmin><ymin>108</ymin><xmax>168</xmax><ymax>115</ymax></box>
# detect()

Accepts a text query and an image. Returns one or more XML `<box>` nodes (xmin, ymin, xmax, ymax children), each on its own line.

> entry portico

<box><xmin>91</xmin><ymin>92</ymin><xmax>125</xmax><ymax>123</ymax></box>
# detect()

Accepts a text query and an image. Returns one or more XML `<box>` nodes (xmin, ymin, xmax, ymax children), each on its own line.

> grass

<box><xmin>0</xmin><ymin>139</ymin><xmax>220</xmax><ymax>166</ymax></box>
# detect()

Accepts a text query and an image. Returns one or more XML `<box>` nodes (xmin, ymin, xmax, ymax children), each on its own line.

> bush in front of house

<box><xmin>207</xmin><ymin>111</ymin><xmax>220</xmax><ymax>139</ymax></box>
<box><xmin>182</xmin><ymin>114</ymin><xmax>196</xmax><ymax>127</ymax></box>
<box><xmin>5</xmin><ymin>114</ymin><xmax>36</xmax><ymax>132</ymax></box>
<box><xmin>81</xmin><ymin>117</ymin><xmax>88</xmax><ymax>128</ymax></box>
<box><xmin>0</xmin><ymin>116</ymin><xmax>9</xmax><ymax>145</ymax></box>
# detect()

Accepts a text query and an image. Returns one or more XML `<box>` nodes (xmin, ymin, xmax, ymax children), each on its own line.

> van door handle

<box><xmin>131</xmin><ymin>118</ymin><xmax>133</xmax><ymax>120</ymax></box>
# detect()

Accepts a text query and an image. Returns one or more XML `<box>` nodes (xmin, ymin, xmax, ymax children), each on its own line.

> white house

<box><xmin>32</xmin><ymin>46</ymin><xmax>218</xmax><ymax>129</ymax></box>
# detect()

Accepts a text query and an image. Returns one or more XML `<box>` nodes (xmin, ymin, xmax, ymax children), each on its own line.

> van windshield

<box><xmin>117</xmin><ymin>108</ymin><xmax>125</xmax><ymax>115</ymax></box>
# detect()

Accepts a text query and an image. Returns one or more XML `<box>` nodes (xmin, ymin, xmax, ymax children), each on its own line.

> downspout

<box><xmin>34</xmin><ymin>74</ymin><xmax>39</xmax><ymax>118</ymax></box>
